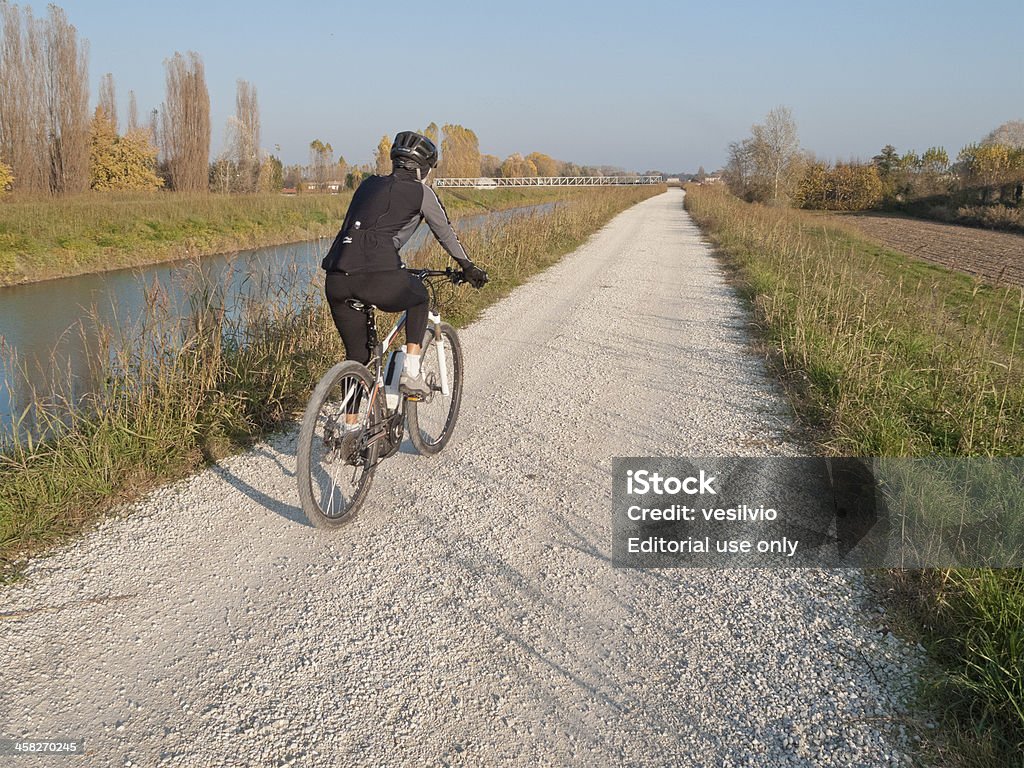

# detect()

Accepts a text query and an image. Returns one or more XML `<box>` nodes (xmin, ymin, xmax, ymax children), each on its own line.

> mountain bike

<box><xmin>296</xmin><ymin>268</ymin><xmax>466</xmax><ymax>528</ymax></box>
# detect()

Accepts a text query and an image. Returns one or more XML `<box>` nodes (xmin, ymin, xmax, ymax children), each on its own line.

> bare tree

<box><xmin>0</xmin><ymin>3</ymin><xmax>49</xmax><ymax>192</ymax></box>
<box><xmin>147</xmin><ymin>106</ymin><xmax>159</xmax><ymax>155</ymax></box>
<box><xmin>983</xmin><ymin>120</ymin><xmax>1024</xmax><ymax>149</ymax></box>
<box><xmin>308</xmin><ymin>139</ymin><xmax>333</xmax><ymax>189</ymax></box>
<box><xmin>98</xmin><ymin>72</ymin><xmax>116</xmax><ymax>132</ymax></box>
<box><xmin>233</xmin><ymin>79</ymin><xmax>259</xmax><ymax>192</ymax></box>
<box><xmin>723</xmin><ymin>138</ymin><xmax>756</xmax><ymax>199</ymax></box>
<box><xmin>126</xmin><ymin>89</ymin><xmax>138</xmax><ymax>132</ymax></box>
<box><xmin>751</xmin><ymin>106</ymin><xmax>801</xmax><ymax>204</ymax></box>
<box><xmin>43</xmin><ymin>5</ymin><xmax>90</xmax><ymax>194</ymax></box>
<box><xmin>0</xmin><ymin>3</ymin><xmax>89</xmax><ymax>194</ymax></box>
<box><xmin>161</xmin><ymin>51</ymin><xmax>210</xmax><ymax>192</ymax></box>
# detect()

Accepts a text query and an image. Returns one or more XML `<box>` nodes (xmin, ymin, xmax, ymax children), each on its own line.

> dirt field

<box><xmin>832</xmin><ymin>212</ymin><xmax>1024</xmax><ymax>287</ymax></box>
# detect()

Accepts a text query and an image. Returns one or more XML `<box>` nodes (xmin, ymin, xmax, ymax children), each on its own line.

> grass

<box><xmin>0</xmin><ymin>186</ymin><xmax>595</xmax><ymax>286</ymax></box>
<box><xmin>0</xmin><ymin>185</ymin><xmax>663</xmax><ymax>572</ymax></box>
<box><xmin>684</xmin><ymin>184</ymin><xmax>1024</xmax><ymax>766</ymax></box>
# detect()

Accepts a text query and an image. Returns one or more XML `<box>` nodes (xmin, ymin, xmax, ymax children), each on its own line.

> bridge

<box><xmin>433</xmin><ymin>175</ymin><xmax>664</xmax><ymax>188</ymax></box>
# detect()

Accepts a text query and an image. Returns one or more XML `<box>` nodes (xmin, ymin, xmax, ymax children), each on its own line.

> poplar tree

<box><xmin>374</xmin><ymin>134</ymin><xmax>391</xmax><ymax>175</ymax></box>
<box><xmin>0</xmin><ymin>3</ymin><xmax>90</xmax><ymax>194</ymax></box>
<box><xmin>161</xmin><ymin>51</ymin><xmax>211</xmax><ymax>192</ymax></box>
<box><xmin>233</xmin><ymin>79</ymin><xmax>260</xmax><ymax>192</ymax></box>
<box><xmin>98</xmin><ymin>73</ymin><xmax>117</xmax><ymax>133</ymax></box>
<box><xmin>127</xmin><ymin>90</ymin><xmax>139</xmax><ymax>132</ymax></box>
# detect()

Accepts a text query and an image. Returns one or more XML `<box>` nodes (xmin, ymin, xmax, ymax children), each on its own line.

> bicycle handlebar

<box><xmin>409</xmin><ymin>267</ymin><xmax>467</xmax><ymax>285</ymax></box>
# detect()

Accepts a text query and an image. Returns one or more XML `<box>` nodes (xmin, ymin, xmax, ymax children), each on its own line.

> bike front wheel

<box><xmin>297</xmin><ymin>361</ymin><xmax>381</xmax><ymax>528</ymax></box>
<box><xmin>407</xmin><ymin>322</ymin><xmax>463</xmax><ymax>455</ymax></box>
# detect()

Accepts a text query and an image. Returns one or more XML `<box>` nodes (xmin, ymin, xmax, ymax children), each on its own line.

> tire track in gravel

<box><xmin>1</xmin><ymin>189</ymin><xmax>922</xmax><ymax>767</ymax></box>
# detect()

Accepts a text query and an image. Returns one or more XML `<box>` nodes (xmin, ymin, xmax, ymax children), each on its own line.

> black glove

<box><xmin>462</xmin><ymin>263</ymin><xmax>489</xmax><ymax>289</ymax></box>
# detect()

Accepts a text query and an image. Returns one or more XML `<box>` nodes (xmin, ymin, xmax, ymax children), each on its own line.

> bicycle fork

<box><xmin>428</xmin><ymin>311</ymin><xmax>451</xmax><ymax>397</ymax></box>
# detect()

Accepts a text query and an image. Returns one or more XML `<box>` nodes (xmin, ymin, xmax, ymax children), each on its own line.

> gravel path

<box><xmin>1</xmin><ymin>189</ymin><xmax>922</xmax><ymax>767</ymax></box>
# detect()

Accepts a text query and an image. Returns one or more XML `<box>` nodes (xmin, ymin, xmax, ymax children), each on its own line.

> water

<box><xmin>0</xmin><ymin>202</ymin><xmax>554</xmax><ymax>440</ymax></box>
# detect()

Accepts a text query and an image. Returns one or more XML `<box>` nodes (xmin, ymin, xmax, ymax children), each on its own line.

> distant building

<box><xmin>303</xmin><ymin>180</ymin><xmax>345</xmax><ymax>193</ymax></box>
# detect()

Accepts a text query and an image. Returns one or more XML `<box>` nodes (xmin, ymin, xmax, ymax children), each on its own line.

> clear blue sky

<box><xmin>20</xmin><ymin>0</ymin><xmax>1024</xmax><ymax>172</ymax></box>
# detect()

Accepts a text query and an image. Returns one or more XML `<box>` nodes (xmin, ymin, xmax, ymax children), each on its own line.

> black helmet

<box><xmin>390</xmin><ymin>131</ymin><xmax>438</xmax><ymax>172</ymax></box>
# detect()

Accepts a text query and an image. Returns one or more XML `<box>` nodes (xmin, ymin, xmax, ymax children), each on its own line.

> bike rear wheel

<box><xmin>297</xmin><ymin>361</ymin><xmax>381</xmax><ymax>528</ymax></box>
<box><xmin>407</xmin><ymin>322</ymin><xmax>463</xmax><ymax>455</ymax></box>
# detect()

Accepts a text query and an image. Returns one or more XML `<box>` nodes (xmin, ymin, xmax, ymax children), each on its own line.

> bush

<box><xmin>0</xmin><ymin>160</ymin><xmax>13</xmax><ymax>194</ymax></box>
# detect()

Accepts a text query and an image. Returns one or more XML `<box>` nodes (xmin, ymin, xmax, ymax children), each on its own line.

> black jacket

<box><xmin>321</xmin><ymin>169</ymin><xmax>471</xmax><ymax>273</ymax></box>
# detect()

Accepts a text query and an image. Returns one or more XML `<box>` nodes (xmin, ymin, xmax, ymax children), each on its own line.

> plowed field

<box><xmin>835</xmin><ymin>212</ymin><xmax>1024</xmax><ymax>287</ymax></box>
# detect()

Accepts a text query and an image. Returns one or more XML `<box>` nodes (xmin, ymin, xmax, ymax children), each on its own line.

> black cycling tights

<box><xmin>325</xmin><ymin>270</ymin><xmax>429</xmax><ymax>365</ymax></box>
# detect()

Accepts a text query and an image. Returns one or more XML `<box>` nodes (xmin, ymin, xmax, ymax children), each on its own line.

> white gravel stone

<box><xmin>0</xmin><ymin>189</ymin><xmax>922</xmax><ymax>766</ymax></box>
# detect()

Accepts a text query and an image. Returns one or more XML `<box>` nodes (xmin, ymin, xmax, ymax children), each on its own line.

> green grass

<box><xmin>0</xmin><ymin>185</ymin><xmax>663</xmax><ymax>572</ymax></box>
<box><xmin>684</xmin><ymin>184</ymin><xmax>1024</xmax><ymax>766</ymax></box>
<box><xmin>0</xmin><ymin>187</ymin><xmax>594</xmax><ymax>285</ymax></box>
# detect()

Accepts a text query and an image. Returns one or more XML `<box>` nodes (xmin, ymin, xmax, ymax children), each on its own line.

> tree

<box><xmin>336</xmin><ymin>155</ymin><xmax>348</xmax><ymax>185</ymax></box>
<box><xmin>374</xmin><ymin>134</ymin><xmax>391</xmax><ymax>175</ymax></box>
<box><xmin>438</xmin><ymin>124</ymin><xmax>481</xmax><ymax>177</ymax></box>
<box><xmin>233</xmin><ymin>79</ymin><xmax>260</xmax><ymax>192</ymax></box>
<box><xmin>751</xmin><ymin>106</ymin><xmax>801</xmax><ymax>204</ymax></box>
<box><xmin>161</xmin><ymin>51</ymin><xmax>210</xmax><ymax>192</ymax></box>
<box><xmin>696</xmin><ymin>165</ymin><xmax>707</xmax><ymax>182</ymax></box>
<box><xmin>500</xmin><ymin>153</ymin><xmax>537</xmax><ymax>177</ymax></box>
<box><xmin>0</xmin><ymin>2</ymin><xmax>48</xmax><ymax>192</ymax></box>
<box><xmin>421</xmin><ymin>122</ymin><xmax>439</xmax><ymax>144</ymax></box>
<box><xmin>98</xmin><ymin>73</ymin><xmax>117</xmax><ymax>133</ymax></box>
<box><xmin>0</xmin><ymin>5</ymin><xmax>90</xmax><ymax>194</ymax></box>
<box><xmin>480</xmin><ymin>154</ymin><xmax>501</xmax><ymax>177</ymax></box>
<box><xmin>346</xmin><ymin>163</ymin><xmax>371</xmax><ymax>189</ymax></box>
<box><xmin>958</xmin><ymin>142</ymin><xmax>1022</xmax><ymax>203</ymax></box>
<box><xmin>983</xmin><ymin>120</ymin><xmax>1024</xmax><ymax>149</ymax></box>
<box><xmin>723</xmin><ymin>138</ymin><xmax>764</xmax><ymax>201</ymax></box>
<box><xmin>795</xmin><ymin>160</ymin><xmax>880</xmax><ymax>211</ymax></box>
<box><xmin>127</xmin><ymin>89</ymin><xmax>139</xmax><ymax>132</ymax></box>
<box><xmin>921</xmin><ymin>146</ymin><xmax>948</xmax><ymax>175</ymax></box>
<box><xmin>282</xmin><ymin>163</ymin><xmax>303</xmax><ymax>190</ymax></box>
<box><xmin>89</xmin><ymin>106</ymin><xmax>162</xmax><ymax>191</ymax></box>
<box><xmin>526</xmin><ymin>152</ymin><xmax>559</xmax><ymax>177</ymax></box>
<box><xmin>89</xmin><ymin>105</ymin><xmax>118</xmax><ymax>188</ymax></box>
<box><xmin>308</xmin><ymin>139</ymin><xmax>333</xmax><ymax>189</ymax></box>
<box><xmin>558</xmin><ymin>161</ymin><xmax>581</xmax><ymax>176</ymax></box>
<box><xmin>872</xmin><ymin>144</ymin><xmax>899</xmax><ymax>179</ymax></box>
<box><xmin>43</xmin><ymin>5</ymin><xmax>91</xmax><ymax>194</ymax></box>
<box><xmin>257</xmin><ymin>155</ymin><xmax>283</xmax><ymax>192</ymax></box>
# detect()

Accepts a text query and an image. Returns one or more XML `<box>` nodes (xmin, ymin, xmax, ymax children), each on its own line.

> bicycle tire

<box><xmin>297</xmin><ymin>361</ymin><xmax>381</xmax><ymax>528</ymax></box>
<box><xmin>407</xmin><ymin>322</ymin><xmax>463</xmax><ymax>455</ymax></box>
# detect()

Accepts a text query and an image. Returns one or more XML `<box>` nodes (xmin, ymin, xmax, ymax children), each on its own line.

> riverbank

<box><xmin>0</xmin><ymin>186</ymin><xmax>664</xmax><ymax>575</ymax></box>
<box><xmin>0</xmin><ymin>187</ymin><xmax>583</xmax><ymax>286</ymax></box>
<box><xmin>683</xmin><ymin>184</ymin><xmax>1024</xmax><ymax>767</ymax></box>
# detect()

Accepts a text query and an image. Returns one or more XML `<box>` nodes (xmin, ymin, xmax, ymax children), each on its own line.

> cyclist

<box><xmin>321</xmin><ymin>130</ymin><xmax>488</xmax><ymax>401</ymax></box>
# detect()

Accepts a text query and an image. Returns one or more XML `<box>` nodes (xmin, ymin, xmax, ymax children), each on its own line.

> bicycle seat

<box><xmin>345</xmin><ymin>299</ymin><xmax>374</xmax><ymax>312</ymax></box>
